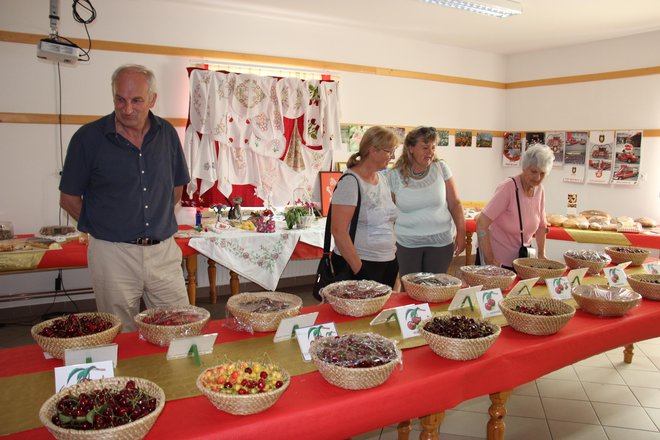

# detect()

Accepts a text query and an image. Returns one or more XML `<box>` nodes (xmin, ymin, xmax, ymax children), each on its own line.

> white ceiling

<box><xmin>186</xmin><ymin>0</ymin><xmax>660</xmax><ymax>55</ymax></box>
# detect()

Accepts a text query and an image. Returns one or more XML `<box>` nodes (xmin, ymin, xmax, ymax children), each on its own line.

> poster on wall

<box><xmin>545</xmin><ymin>131</ymin><xmax>565</xmax><ymax>167</ymax></box>
<box><xmin>525</xmin><ymin>132</ymin><xmax>545</xmax><ymax>150</ymax></box>
<box><xmin>612</xmin><ymin>130</ymin><xmax>642</xmax><ymax>185</ymax></box>
<box><xmin>341</xmin><ymin>125</ymin><xmax>372</xmax><ymax>152</ymax></box>
<box><xmin>562</xmin><ymin>131</ymin><xmax>588</xmax><ymax>183</ymax></box>
<box><xmin>455</xmin><ymin>131</ymin><xmax>473</xmax><ymax>147</ymax></box>
<box><xmin>586</xmin><ymin>130</ymin><xmax>615</xmax><ymax>184</ymax></box>
<box><xmin>436</xmin><ymin>129</ymin><xmax>450</xmax><ymax>147</ymax></box>
<box><xmin>476</xmin><ymin>132</ymin><xmax>493</xmax><ymax>148</ymax></box>
<box><xmin>502</xmin><ymin>132</ymin><xmax>522</xmax><ymax>167</ymax></box>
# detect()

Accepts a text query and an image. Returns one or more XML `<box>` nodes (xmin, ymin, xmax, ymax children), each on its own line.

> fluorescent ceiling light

<box><xmin>421</xmin><ymin>0</ymin><xmax>522</xmax><ymax>18</ymax></box>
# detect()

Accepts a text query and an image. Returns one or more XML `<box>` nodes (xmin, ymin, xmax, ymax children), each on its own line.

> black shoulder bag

<box><xmin>511</xmin><ymin>177</ymin><xmax>537</xmax><ymax>259</ymax></box>
<box><xmin>312</xmin><ymin>174</ymin><xmax>361</xmax><ymax>301</ymax></box>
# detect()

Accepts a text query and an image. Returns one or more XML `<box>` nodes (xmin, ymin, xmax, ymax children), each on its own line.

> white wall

<box><xmin>0</xmin><ymin>0</ymin><xmax>658</xmax><ymax>305</ymax></box>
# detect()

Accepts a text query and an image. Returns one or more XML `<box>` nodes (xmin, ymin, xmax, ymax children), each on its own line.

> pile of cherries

<box><xmin>239</xmin><ymin>298</ymin><xmax>292</xmax><ymax>313</ymax></box>
<box><xmin>141</xmin><ymin>310</ymin><xmax>204</xmax><ymax>326</ymax></box>
<box><xmin>513</xmin><ymin>304</ymin><xmax>558</xmax><ymax>316</ymax></box>
<box><xmin>423</xmin><ymin>316</ymin><xmax>495</xmax><ymax>339</ymax></box>
<box><xmin>39</xmin><ymin>314</ymin><xmax>113</xmax><ymax>338</ymax></box>
<box><xmin>313</xmin><ymin>334</ymin><xmax>398</xmax><ymax>368</ymax></box>
<box><xmin>636</xmin><ymin>277</ymin><xmax>660</xmax><ymax>285</ymax></box>
<box><xmin>51</xmin><ymin>380</ymin><xmax>158</xmax><ymax>430</ymax></box>
<box><xmin>609</xmin><ymin>246</ymin><xmax>647</xmax><ymax>254</ymax></box>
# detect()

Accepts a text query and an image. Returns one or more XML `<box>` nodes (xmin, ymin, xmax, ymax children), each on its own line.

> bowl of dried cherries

<box><xmin>31</xmin><ymin>312</ymin><xmax>122</xmax><ymax>359</ymax></box>
<box><xmin>401</xmin><ymin>272</ymin><xmax>463</xmax><ymax>303</ymax></box>
<box><xmin>499</xmin><ymin>296</ymin><xmax>575</xmax><ymax>335</ymax></box>
<box><xmin>459</xmin><ymin>265</ymin><xmax>516</xmax><ymax>291</ymax></box>
<box><xmin>604</xmin><ymin>246</ymin><xmax>650</xmax><ymax>266</ymax></box>
<box><xmin>320</xmin><ymin>280</ymin><xmax>392</xmax><ymax>317</ymax></box>
<box><xmin>627</xmin><ymin>274</ymin><xmax>660</xmax><ymax>300</ymax></box>
<box><xmin>134</xmin><ymin>305</ymin><xmax>210</xmax><ymax>346</ymax></box>
<box><xmin>226</xmin><ymin>291</ymin><xmax>303</xmax><ymax>332</ymax></box>
<box><xmin>39</xmin><ymin>376</ymin><xmax>165</xmax><ymax>440</ymax></box>
<box><xmin>197</xmin><ymin>360</ymin><xmax>289</xmax><ymax>415</ymax></box>
<box><xmin>309</xmin><ymin>333</ymin><xmax>401</xmax><ymax>390</ymax></box>
<box><xmin>419</xmin><ymin>315</ymin><xmax>501</xmax><ymax>361</ymax></box>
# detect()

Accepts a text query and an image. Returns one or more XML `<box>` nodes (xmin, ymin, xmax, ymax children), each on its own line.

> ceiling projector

<box><xmin>37</xmin><ymin>38</ymin><xmax>80</xmax><ymax>64</ymax></box>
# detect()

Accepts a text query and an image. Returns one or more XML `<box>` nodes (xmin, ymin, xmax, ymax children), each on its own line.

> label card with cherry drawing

<box><xmin>546</xmin><ymin>276</ymin><xmax>572</xmax><ymax>300</ymax></box>
<box><xmin>295</xmin><ymin>323</ymin><xmax>338</xmax><ymax>361</ymax></box>
<box><xmin>55</xmin><ymin>360</ymin><xmax>114</xmax><ymax>392</ymax></box>
<box><xmin>605</xmin><ymin>262</ymin><xmax>631</xmax><ymax>287</ymax></box>
<box><xmin>394</xmin><ymin>303</ymin><xmax>432</xmax><ymax>338</ymax></box>
<box><xmin>448</xmin><ymin>286</ymin><xmax>482</xmax><ymax>311</ymax></box>
<box><xmin>475</xmin><ymin>288</ymin><xmax>505</xmax><ymax>318</ymax></box>
<box><xmin>642</xmin><ymin>262</ymin><xmax>660</xmax><ymax>275</ymax></box>
<box><xmin>507</xmin><ymin>278</ymin><xmax>539</xmax><ymax>297</ymax></box>
<box><xmin>567</xmin><ymin>268</ymin><xmax>589</xmax><ymax>288</ymax></box>
<box><xmin>273</xmin><ymin>312</ymin><xmax>319</xmax><ymax>343</ymax></box>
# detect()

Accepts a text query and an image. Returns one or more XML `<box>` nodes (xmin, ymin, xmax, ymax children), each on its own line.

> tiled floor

<box><xmin>3</xmin><ymin>285</ymin><xmax>660</xmax><ymax>440</ymax></box>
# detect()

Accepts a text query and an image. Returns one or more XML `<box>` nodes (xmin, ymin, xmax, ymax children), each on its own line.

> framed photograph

<box><xmin>319</xmin><ymin>172</ymin><xmax>343</xmax><ymax>216</ymax></box>
<box><xmin>335</xmin><ymin>162</ymin><xmax>348</xmax><ymax>172</ymax></box>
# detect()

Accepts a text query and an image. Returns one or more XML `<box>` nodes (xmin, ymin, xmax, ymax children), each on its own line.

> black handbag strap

<box><xmin>510</xmin><ymin>177</ymin><xmax>524</xmax><ymax>246</ymax></box>
<box><xmin>323</xmin><ymin>173</ymin><xmax>361</xmax><ymax>253</ymax></box>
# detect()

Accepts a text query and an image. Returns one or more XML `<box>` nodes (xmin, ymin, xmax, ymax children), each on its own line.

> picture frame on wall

<box><xmin>319</xmin><ymin>171</ymin><xmax>343</xmax><ymax>216</ymax></box>
<box><xmin>335</xmin><ymin>162</ymin><xmax>348</xmax><ymax>172</ymax></box>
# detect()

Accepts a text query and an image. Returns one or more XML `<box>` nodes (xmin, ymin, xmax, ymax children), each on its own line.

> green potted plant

<box><xmin>284</xmin><ymin>206</ymin><xmax>310</xmax><ymax>229</ymax></box>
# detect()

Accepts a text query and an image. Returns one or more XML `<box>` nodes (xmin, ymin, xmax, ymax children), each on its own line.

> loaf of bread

<box><xmin>547</xmin><ymin>214</ymin><xmax>567</xmax><ymax>227</ymax></box>
<box><xmin>636</xmin><ymin>217</ymin><xmax>657</xmax><ymax>228</ymax></box>
<box><xmin>580</xmin><ymin>210</ymin><xmax>610</xmax><ymax>220</ymax></box>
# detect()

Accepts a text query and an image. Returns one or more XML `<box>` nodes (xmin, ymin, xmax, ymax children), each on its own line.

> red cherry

<box><xmin>244</xmin><ymin>139</ymin><xmax>249</xmax><ymax>143</ymax></box>
<box><xmin>246</xmin><ymin>119</ymin><xmax>250</xmax><ymax>124</ymax></box>
<box><xmin>229</xmin><ymin>117</ymin><xmax>233</xmax><ymax>122</ymax></box>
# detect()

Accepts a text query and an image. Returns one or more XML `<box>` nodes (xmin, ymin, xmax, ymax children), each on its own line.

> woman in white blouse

<box><xmin>330</xmin><ymin>126</ymin><xmax>400</xmax><ymax>288</ymax></box>
<box><xmin>387</xmin><ymin>126</ymin><xmax>466</xmax><ymax>277</ymax></box>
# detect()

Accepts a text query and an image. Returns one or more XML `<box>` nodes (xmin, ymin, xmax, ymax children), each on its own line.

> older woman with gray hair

<box><xmin>476</xmin><ymin>144</ymin><xmax>555</xmax><ymax>269</ymax></box>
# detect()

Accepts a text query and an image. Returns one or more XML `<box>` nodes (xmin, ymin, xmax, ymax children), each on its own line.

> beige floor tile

<box><xmin>574</xmin><ymin>365</ymin><xmax>626</xmax><ymax>385</ymax></box>
<box><xmin>621</xmin><ymin>370</ymin><xmax>660</xmax><ymax>389</ymax></box>
<box><xmin>503</xmin><ymin>416</ymin><xmax>552</xmax><ymax>440</ymax></box>
<box><xmin>638</xmin><ymin>344</ymin><xmax>660</xmax><ymax>358</ymax></box>
<box><xmin>454</xmin><ymin>395</ymin><xmax>491</xmax><ymax>413</ymax></box>
<box><xmin>604</xmin><ymin>426</ymin><xmax>660</xmax><ymax>440</ymax></box>
<box><xmin>646</xmin><ymin>407</ymin><xmax>660</xmax><ymax>430</ymax></box>
<box><xmin>547</xmin><ymin>420</ymin><xmax>608</xmax><ymax>440</ymax></box>
<box><xmin>537</xmin><ymin>378</ymin><xmax>588</xmax><ymax>400</ymax></box>
<box><xmin>439</xmin><ymin>410</ymin><xmax>490</xmax><ymax>438</ymax></box>
<box><xmin>513</xmin><ymin>380</ymin><xmax>539</xmax><ymax>396</ymax></box>
<box><xmin>631</xmin><ymin>386</ymin><xmax>660</xmax><ymax>408</ymax></box>
<box><xmin>541</xmin><ymin>397</ymin><xmax>600</xmax><ymax>424</ymax></box>
<box><xmin>608</xmin><ymin>352</ymin><xmax>659</xmax><ymax>372</ymax></box>
<box><xmin>542</xmin><ymin>365</ymin><xmax>580</xmax><ymax>381</ymax></box>
<box><xmin>575</xmin><ymin>353</ymin><xmax>614</xmax><ymax>368</ymax></box>
<box><xmin>506</xmin><ymin>395</ymin><xmax>546</xmax><ymax>419</ymax></box>
<box><xmin>582</xmin><ymin>382</ymin><xmax>640</xmax><ymax>405</ymax></box>
<box><xmin>591</xmin><ymin>402</ymin><xmax>657</xmax><ymax>431</ymax></box>
<box><xmin>649</xmin><ymin>357</ymin><xmax>660</xmax><ymax>371</ymax></box>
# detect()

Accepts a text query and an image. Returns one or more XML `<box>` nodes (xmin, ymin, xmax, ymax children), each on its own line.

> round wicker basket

<box><xmin>196</xmin><ymin>365</ymin><xmax>290</xmax><ymax>415</ymax></box>
<box><xmin>499</xmin><ymin>297</ymin><xmax>575</xmax><ymax>336</ymax></box>
<box><xmin>627</xmin><ymin>274</ymin><xmax>660</xmax><ymax>301</ymax></box>
<box><xmin>512</xmin><ymin>258</ymin><xmax>567</xmax><ymax>285</ymax></box>
<box><xmin>401</xmin><ymin>273</ymin><xmax>462</xmax><ymax>303</ymax></box>
<box><xmin>418</xmin><ymin>317</ymin><xmax>501</xmax><ymax>361</ymax></box>
<box><xmin>39</xmin><ymin>376</ymin><xmax>165</xmax><ymax>440</ymax></box>
<box><xmin>320</xmin><ymin>280</ymin><xmax>392</xmax><ymax>317</ymax></box>
<box><xmin>572</xmin><ymin>285</ymin><xmax>641</xmax><ymax>317</ymax></box>
<box><xmin>563</xmin><ymin>253</ymin><xmax>611</xmax><ymax>275</ymax></box>
<box><xmin>31</xmin><ymin>313</ymin><xmax>122</xmax><ymax>360</ymax></box>
<box><xmin>134</xmin><ymin>305</ymin><xmax>210</xmax><ymax>346</ymax></box>
<box><xmin>225</xmin><ymin>292</ymin><xmax>302</xmax><ymax>332</ymax></box>
<box><xmin>604</xmin><ymin>246</ymin><xmax>650</xmax><ymax>266</ymax></box>
<box><xmin>459</xmin><ymin>265</ymin><xmax>516</xmax><ymax>291</ymax></box>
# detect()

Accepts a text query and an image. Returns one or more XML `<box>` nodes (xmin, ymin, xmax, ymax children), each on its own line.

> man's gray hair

<box><xmin>111</xmin><ymin>64</ymin><xmax>157</xmax><ymax>97</ymax></box>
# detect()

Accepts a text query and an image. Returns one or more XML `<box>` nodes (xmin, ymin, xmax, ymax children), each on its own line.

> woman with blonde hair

<box><xmin>387</xmin><ymin>126</ymin><xmax>465</xmax><ymax>276</ymax></box>
<box><xmin>329</xmin><ymin>126</ymin><xmax>400</xmax><ymax>287</ymax></box>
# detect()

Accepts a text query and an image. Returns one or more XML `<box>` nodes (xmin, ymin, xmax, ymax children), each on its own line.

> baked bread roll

<box><xmin>580</xmin><ymin>210</ymin><xmax>610</xmax><ymax>220</ymax></box>
<box><xmin>635</xmin><ymin>217</ymin><xmax>657</xmax><ymax>228</ymax></box>
<box><xmin>616</xmin><ymin>216</ymin><xmax>634</xmax><ymax>224</ymax></box>
<box><xmin>589</xmin><ymin>222</ymin><xmax>603</xmax><ymax>231</ymax></box>
<box><xmin>547</xmin><ymin>214</ymin><xmax>567</xmax><ymax>227</ymax></box>
<box><xmin>601</xmin><ymin>223</ymin><xmax>618</xmax><ymax>231</ymax></box>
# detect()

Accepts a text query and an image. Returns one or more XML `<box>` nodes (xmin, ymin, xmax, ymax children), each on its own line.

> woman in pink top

<box><xmin>476</xmin><ymin>144</ymin><xmax>554</xmax><ymax>269</ymax></box>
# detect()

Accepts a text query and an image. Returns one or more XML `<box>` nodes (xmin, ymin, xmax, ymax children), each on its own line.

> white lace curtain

<box><xmin>184</xmin><ymin>69</ymin><xmax>341</xmax><ymax>206</ymax></box>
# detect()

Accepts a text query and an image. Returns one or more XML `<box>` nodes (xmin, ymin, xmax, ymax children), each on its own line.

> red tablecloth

<box><xmin>4</xmin><ymin>293</ymin><xmax>660</xmax><ymax>440</ymax></box>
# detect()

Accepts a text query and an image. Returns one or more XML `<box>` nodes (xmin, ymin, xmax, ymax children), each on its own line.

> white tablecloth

<box><xmin>188</xmin><ymin>219</ymin><xmax>325</xmax><ymax>290</ymax></box>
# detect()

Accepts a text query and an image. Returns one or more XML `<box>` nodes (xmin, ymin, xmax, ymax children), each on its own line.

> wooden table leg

<box><xmin>184</xmin><ymin>255</ymin><xmax>197</xmax><ymax>305</ymax></box>
<box><xmin>419</xmin><ymin>412</ymin><xmax>444</xmax><ymax>440</ymax></box>
<box><xmin>465</xmin><ymin>232</ymin><xmax>473</xmax><ymax>264</ymax></box>
<box><xmin>207</xmin><ymin>260</ymin><xmax>217</xmax><ymax>304</ymax></box>
<box><xmin>397</xmin><ymin>420</ymin><xmax>411</xmax><ymax>440</ymax></box>
<box><xmin>230</xmin><ymin>270</ymin><xmax>240</xmax><ymax>295</ymax></box>
<box><xmin>624</xmin><ymin>344</ymin><xmax>634</xmax><ymax>364</ymax></box>
<box><xmin>487</xmin><ymin>390</ymin><xmax>511</xmax><ymax>440</ymax></box>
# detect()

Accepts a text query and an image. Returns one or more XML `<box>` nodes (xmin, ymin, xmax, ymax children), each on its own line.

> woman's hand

<box><xmin>453</xmin><ymin>233</ymin><xmax>466</xmax><ymax>256</ymax></box>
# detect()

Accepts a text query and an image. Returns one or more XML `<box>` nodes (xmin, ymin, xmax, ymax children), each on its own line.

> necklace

<box><xmin>410</xmin><ymin>166</ymin><xmax>429</xmax><ymax>179</ymax></box>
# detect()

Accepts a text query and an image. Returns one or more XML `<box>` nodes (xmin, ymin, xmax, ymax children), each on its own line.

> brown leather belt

<box><xmin>124</xmin><ymin>238</ymin><xmax>161</xmax><ymax>246</ymax></box>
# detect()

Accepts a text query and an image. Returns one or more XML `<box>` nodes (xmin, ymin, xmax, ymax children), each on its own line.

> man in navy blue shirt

<box><xmin>60</xmin><ymin>64</ymin><xmax>191</xmax><ymax>331</ymax></box>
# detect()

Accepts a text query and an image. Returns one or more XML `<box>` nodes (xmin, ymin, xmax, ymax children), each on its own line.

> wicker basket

<box><xmin>225</xmin><ymin>292</ymin><xmax>302</xmax><ymax>332</ymax></box>
<box><xmin>418</xmin><ymin>317</ymin><xmax>501</xmax><ymax>361</ymax></box>
<box><xmin>39</xmin><ymin>376</ymin><xmax>165</xmax><ymax>440</ymax></box>
<box><xmin>196</xmin><ymin>365</ymin><xmax>290</xmax><ymax>415</ymax></box>
<box><xmin>401</xmin><ymin>273</ymin><xmax>462</xmax><ymax>303</ymax></box>
<box><xmin>572</xmin><ymin>285</ymin><xmax>642</xmax><ymax>317</ymax></box>
<box><xmin>31</xmin><ymin>313</ymin><xmax>122</xmax><ymax>359</ymax></box>
<box><xmin>459</xmin><ymin>265</ymin><xmax>516</xmax><ymax>291</ymax></box>
<box><xmin>627</xmin><ymin>274</ymin><xmax>660</xmax><ymax>301</ymax></box>
<box><xmin>512</xmin><ymin>258</ymin><xmax>567</xmax><ymax>285</ymax></box>
<box><xmin>563</xmin><ymin>253</ymin><xmax>611</xmax><ymax>275</ymax></box>
<box><xmin>499</xmin><ymin>297</ymin><xmax>575</xmax><ymax>336</ymax></box>
<box><xmin>134</xmin><ymin>305</ymin><xmax>210</xmax><ymax>346</ymax></box>
<box><xmin>320</xmin><ymin>280</ymin><xmax>392</xmax><ymax>317</ymax></box>
<box><xmin>604</xmin><ymin>246</ymin><xmax>650</xmax><ymax>266</ymax></box>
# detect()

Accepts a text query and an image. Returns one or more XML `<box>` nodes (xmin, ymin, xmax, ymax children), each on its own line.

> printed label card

<box><xmin>55</xmin><ymin>360</ymin><xmax>114</xmax><ymax>392</ymax></box>
<box><xmin>295</xmin><ymin>323</ymin><xmax>338</xmax><ymax>361</ymax></box>
<box><xmin>448</xmin><ymin>286</ymin><xmax>482</xmax><ymax>311</ymax></box>
<box><xmin>167</xmin><ymin>333</ymin><xmax>218</xmax><ymax>361</ymax></box>
<box><xmin>567</xmin><ymin>268</ymin><xmax>589</xmax><ymax>288</ymax></box>
<box><xmin>65</xmin><ymin>344</ymin><xmax>118</xmax><ymax>368</ymax></box>
<box><xmin>395</xmin><ymin>303</ymin><xmax>432</xmax><ymax>338</ymax></box>
<box><xmin>507</xmin><ymin>278</ymin><xmax>539</xmax><ymax>297</ymax></box>
<box><xmin>475</xmin><ymin>288</ymin><xmax>504</xmax><ymax>318</ymax></box>
<box><xmin>605</xmin><ymin>263</ymin><xmax>630</xmax><ymax>287</ymax></box>
<box><xmin>274</xmin><ymin>312</ymin><xmax>319</xmax><ymax>343</ymax></box>
<box><xmin>546</xmin><ymin>276</ymin><xmax>572</xmax><ymax>299</ymax></box>
<box><xmin>642</xmin><ymin>262</ymin><xmax>660</xmax><ymax>275</ymax></box>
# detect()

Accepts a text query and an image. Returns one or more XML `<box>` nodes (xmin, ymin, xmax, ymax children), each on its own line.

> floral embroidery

<box><xmin>235</xmin><ymin>78</ymin><xmax>266</xmax><ymax>109</ymax></box>
<box><xmin>307</xmin><ymin>117</ymin><xmax>320</xmax><ymax>140</ymax></box>
<box><xmin>211</xmin><ymin>233</ymin><xmax>290</xmax><ymax>273</ymax></box>
<box><xmin>255</xmin><ymin>113</ymin><xmax>269</xmax><ymax>132</ymax></box>
<box><xmin>308</xmin><ymin>83</ymin><xmax>320</xmax><ymax>106</ymax></box>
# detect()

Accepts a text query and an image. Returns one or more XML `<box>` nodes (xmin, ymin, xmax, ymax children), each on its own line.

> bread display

<box><xmin>636</xmin><ymin>217</ymin><xmax>657</xmax><ymax>228</ymax></box>
<box><xmin>545</xmin><ymin>211</ymin><xmax>653</xmax><ymax>233</ymax></box>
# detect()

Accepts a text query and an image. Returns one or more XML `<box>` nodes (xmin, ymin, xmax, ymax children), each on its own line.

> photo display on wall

<box><xmin>563</xmin><ymin>131</ymin><xmax>588</xmax><ymax>183</ymax></box>
<box><xmin>586</xmin><ymin>130</ymin><xmax>615</xmax><ymax>184</ymax></box>
<box><xmin>476</xmin><ymin>132</ymin><xmax>493</xmax><ymax>148</ymax></box>
<box><xmin>502</xmin><ymin>132</ymin><xmax>522</xmax><ymax>167</ymax></box>
<box><xmin>455</xmin><ymin>131</ymin><xmax>473</xmax><ymax>147</ymax></box>
<box><xmin>436</xmin><ymin>129</ymin><xmax>449</xmax><ymax>147</ymax></box>
<box><xmin>525</xmin><ymin>132</ymin><xmax>545</xmax><ymax>150</ymax></box>
<box><xmin>545</xmin><ymin>131</ymin><xmax>565</xmax><ymax>167</ymax></box>
<box><xmin>612</xmin><ymin>130</ymin><xmax>642</xmax><ymax>185</ymax></box>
